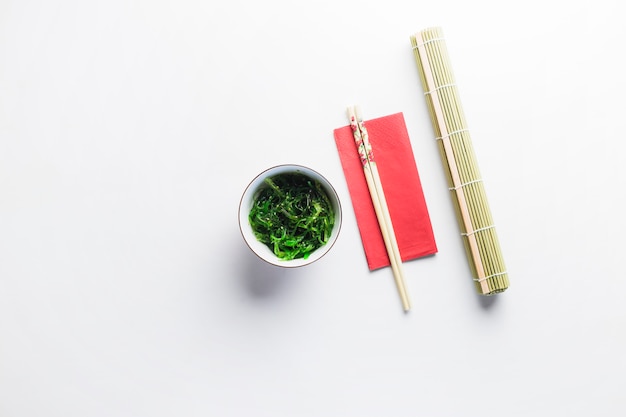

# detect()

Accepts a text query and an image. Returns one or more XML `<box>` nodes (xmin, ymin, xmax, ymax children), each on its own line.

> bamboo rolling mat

<box><xmin>411</xmin><ymin>27</ymin><xmax>509</xmax><ymax>295</ymax></box>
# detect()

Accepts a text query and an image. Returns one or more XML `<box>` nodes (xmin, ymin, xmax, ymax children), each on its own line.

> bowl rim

<box><xmin>238</xmin><ymin>163</ymin><xmax>342</xmax><ymax>268</ymax></box>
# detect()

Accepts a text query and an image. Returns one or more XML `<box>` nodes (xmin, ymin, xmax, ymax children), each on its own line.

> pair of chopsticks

<box><xmin>347</xmin><ymin>106</ymin><xmax>411</xmax><ymax>311</ymax></box>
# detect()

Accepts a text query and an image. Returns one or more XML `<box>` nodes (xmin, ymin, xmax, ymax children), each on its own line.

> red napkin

<box><xmin>334</xmin><ymin>112</ymin><xmax>437</xmax><ymax>270</ymax></box>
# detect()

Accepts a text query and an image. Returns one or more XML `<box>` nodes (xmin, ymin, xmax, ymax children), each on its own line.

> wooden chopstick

<box><xmin>348</xmin><ymin>105</ymin><xmax>411</xmax><ymax>311</ymax></box>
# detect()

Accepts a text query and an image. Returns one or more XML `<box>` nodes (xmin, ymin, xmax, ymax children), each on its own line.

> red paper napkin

<box><xmin>334</xmin><ymin>112</ymin><xmax>437</xmax><ymax>270</ymax></box>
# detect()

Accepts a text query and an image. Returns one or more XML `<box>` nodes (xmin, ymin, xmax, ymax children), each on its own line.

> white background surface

<box><xmin>1</xmin><ymin>1</ymin><xmax>625</xmax><ymax>416</ymax></box>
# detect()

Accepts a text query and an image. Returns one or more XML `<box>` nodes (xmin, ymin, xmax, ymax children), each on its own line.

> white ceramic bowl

<box><xmin>238</xmin><ymin>164</ymin><xmax>342</xmax><ymax>268</ymax></box>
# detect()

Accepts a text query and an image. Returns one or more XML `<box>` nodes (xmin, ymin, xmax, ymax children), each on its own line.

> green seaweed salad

<box><xmin>249</xmin><ymin>172</ymin><xmax>335</xmax><ymax>260</ymax></box>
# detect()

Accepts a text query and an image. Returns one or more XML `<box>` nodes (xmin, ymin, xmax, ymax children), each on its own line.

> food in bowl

<box><xmin>248</xmin><ymin>172</ymin><xmax>335</xmax><ymax>261</ymax></box>
<box><xmin>239</xmin><ymin>164</ymin><xmax>341</xmax><ymax>267</ymax></box>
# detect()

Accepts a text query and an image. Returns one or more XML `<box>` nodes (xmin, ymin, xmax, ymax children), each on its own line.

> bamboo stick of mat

<box><xmin>348</xmin><ymin>106</ymin><xmax>411</xmax><ymax>311</ymax></box>
<box><xmin>410</xmin><ymin>27</ymin><xmax>509</xmax><ymax>295</ymax></box>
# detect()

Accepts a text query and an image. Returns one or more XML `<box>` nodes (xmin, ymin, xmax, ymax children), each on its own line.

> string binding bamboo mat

<box><xmin>411</xmin><ymin>27</ymin><xmax>509</xmax><ymax>295</ymax></box>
